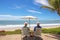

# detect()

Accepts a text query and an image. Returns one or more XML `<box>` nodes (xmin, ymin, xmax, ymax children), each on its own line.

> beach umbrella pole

<box><xmin>29</xmin><ymin>18</ymin><xmax>30</xmax><ymax>27</ymax></box>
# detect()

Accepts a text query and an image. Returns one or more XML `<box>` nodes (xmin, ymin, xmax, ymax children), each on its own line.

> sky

<box><xmin>0</xmin><ymin>0</ymin><xmax>60</xmax><ymax>20</ymax></box>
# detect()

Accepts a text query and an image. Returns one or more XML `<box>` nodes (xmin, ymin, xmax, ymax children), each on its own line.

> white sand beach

<box><xmin>0</xmin><ymin>34</ymin><xmax>60</xmax><ymax>40</ymax></box>
<box><xmin>0</xmin><ymin>24</ymin><xmax>60</xmax><ymax>40</ymax></box>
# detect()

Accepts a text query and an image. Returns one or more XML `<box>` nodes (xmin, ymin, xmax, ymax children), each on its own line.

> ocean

<box><xmin>0</xmin><ymin>20</ymin><xmax>60</xmax><ymax>25</ymax></box>
<box><xmin>0</xmin><ymin>20</ymin><xmax>60</xmax><ymax>28</ymax></box>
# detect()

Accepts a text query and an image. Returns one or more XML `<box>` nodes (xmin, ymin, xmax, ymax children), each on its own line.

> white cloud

<box><xmin>0</xmin><ymin>15</ymin><xmax>38</xmax><ymax>20</ymax></box>
<box><xmin>27</xmin><ymin>9</ymin><xmax>42</xmax><ymax>14</ymax></box>
<box><xmin>15</xmin><ymin>5</ymin><xmax>21</xmax><ymax>9</ymax></box>
<box><xmin>0</xmin><ymin>15</ymin><xmax>21</xmax><ymax>20</ymax></box>
<box><xmin>9</xmin><ymin>4</ymin><xmax>21</xmax><ymax>9</ymax></box>
<box><xmin>34</xmin><ymin>0</ymin><xmax>50</xmax><ymax>6</ymax></box>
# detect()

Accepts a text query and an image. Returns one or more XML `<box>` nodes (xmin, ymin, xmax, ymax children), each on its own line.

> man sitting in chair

<box><xmin>34</xmin><ymin>22</ymin><xmax>42</xmax><ymax>36</ymax></box>
<box><xmin>22</xmin><ymin>22</ymin><xmax>30</xmax><ymax>37</ymax></box>
<box><xmin>23</xmin><ymin>31</ymin><xmax>43</xmax><ymax>40</ymax></box>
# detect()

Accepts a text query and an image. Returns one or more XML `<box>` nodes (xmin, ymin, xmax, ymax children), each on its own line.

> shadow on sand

<box><xmin>45</xmin><ymin>34</ymin><xmax>60</xmax><ymax>40</ymax></box>
<box><xmin>23</xmin><ymin>36</ymin><xmax>43</xmax><ymax>40</ymax></box>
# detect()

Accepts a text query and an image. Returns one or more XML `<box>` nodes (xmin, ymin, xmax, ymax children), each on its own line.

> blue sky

<box><xmin>0</xmin><ymin>0</ymin><xmax>60</xmax><ymax>20</ymax></box>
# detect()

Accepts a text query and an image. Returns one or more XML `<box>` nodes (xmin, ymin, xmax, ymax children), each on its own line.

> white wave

<box><xmin>0</xmin><ymin>23</ymin><xmax>60</xmax><ymax>28</ymax></box>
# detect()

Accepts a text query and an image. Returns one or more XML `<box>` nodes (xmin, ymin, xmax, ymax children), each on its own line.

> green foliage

<box><xmin>41</xmin><ymin>0</ymin><xmax>60</xmax><ymax>16</ymax></box>
<box><xmin>42</xmin><ymin>27</ymin><xmax>60</xmax><ymax>35</ymax></box>
<box><xmin>5</xmin><ymin>29</ymin><xmax>21</xmax><ymax>35</ymax></box>
<box><xmin>1</xmin><ymin>27</ymin><xmax>60</xmax><ymax>35</ymax></box>
<box><xmin>48</xmin><ymin>0</ymin><xmax>59</xmax><ymax>9</ymax></box>
<box><xmin>0</xmin><ymin>31</ymin><xmax>6</xmax><ymax>35</ymax></box>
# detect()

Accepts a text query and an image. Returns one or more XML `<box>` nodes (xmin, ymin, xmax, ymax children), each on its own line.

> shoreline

<box><xmin>0</xmin><ymin>23</ymin><xmax>60</xmax><ymax>27</ymax></box>
<box><xmin>0</xmin><ymin>23</ymin><xmax>60</xmax><ymax>31</ymax></box>
<box><xmin>0</xmin><ymin>25</ymin><xmax>60</xmax><ymax>31</ymax></box>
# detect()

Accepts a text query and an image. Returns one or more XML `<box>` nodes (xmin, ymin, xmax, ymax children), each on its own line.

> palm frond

<box><xmin>40</xmin><ymin>0</ymin><xmax>60</xmax><ymax>16</ymax></box>
<box><xmin>41</xmin><ymin>6</ymin><xmax>55</xmax><ymax>11</ymax></box>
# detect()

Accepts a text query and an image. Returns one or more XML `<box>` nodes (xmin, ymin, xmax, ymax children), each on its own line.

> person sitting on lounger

<box><xmin>23</xmin><ymin>31</ymin><xmax>43</xmax><ymax>40</ymax></box>
<box><xmin>22</xmin><ymin>22</ymin><xmax>30</xmax><ymax>37</ymax></box>
<box><xmin>34</xmin><ymin>22</ymin><xmax>42</xmax><ymax>36</ymax></box>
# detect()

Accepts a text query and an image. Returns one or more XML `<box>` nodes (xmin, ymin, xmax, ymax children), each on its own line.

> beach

<box><xmin>0</xmin><ymin>20</ymin><xmax>60</xmax><ymax>31</ymax></box>
<box><xmin>0</xmin><ymin>0</ymin><xmax>60</xmax><ymax>40</ymax></box>
<box><xmin>0</xmin><ymin>34</ymin><xmax>60</xmax><ymax>40</ymax></box>
<box><xmin>0</xmin><ymin>24</ymin><xmax>60</xmax><ymax>40</ymax></box>
<box><xmin>0</xmin><ymin>23</ymin><xmax>60</xmax><ymax>31</ymax></box>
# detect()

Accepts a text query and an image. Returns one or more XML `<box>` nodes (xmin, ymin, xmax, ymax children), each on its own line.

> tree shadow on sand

<box><xmin>45</xmin><ymin>34</ymin><xmax>60</xmax><ymax>40</ymax></box>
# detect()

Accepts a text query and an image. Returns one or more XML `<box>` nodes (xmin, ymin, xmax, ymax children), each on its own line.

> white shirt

<box><xmin>22</xmin><ymin>27</ymin><xmax>30</xmax><ymax>36</ymax></box>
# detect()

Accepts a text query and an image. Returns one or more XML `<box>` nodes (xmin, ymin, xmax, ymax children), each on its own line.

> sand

<box><xmin>0</xmin><ymin>25</ymin><xmax>60</xmax><ymax>40</ymax></box>
<box><xmin>0</xmin><ymin>34</ymin><xmax>60</xmax><ymax>40</ymax></box>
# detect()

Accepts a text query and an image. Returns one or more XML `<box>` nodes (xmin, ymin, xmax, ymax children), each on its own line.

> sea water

<box><xmin>0</xmin><ymin>20</ymin><xmax>60</xmax><ymax>28</ymax></box>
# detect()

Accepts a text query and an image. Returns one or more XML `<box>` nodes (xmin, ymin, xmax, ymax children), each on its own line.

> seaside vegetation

<box><xmin>0</xmin><ymin>29</ymin><xmax>21</xmax><ymax>35</ymax></box>
<box><xmin>0</xmin><ymin>27</ymin><xmax>60</xmax><ymax>35</ymax></box>
<box><xmin>42</xmin><ymin>27</ymin><xmax>60</xmax><ymax>35</ymax></box>
<box><xmin>5</xmin><ymin>29</ymin><xmax>21</xmax><ymax>35</ymax></box>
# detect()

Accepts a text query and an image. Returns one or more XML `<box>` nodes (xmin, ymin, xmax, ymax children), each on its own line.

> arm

<box><xmin>28</xmin><ymin>27</ymin><xmax>30</xmax><ymax>31</ymax></box>
<box><xmin>34</xmin><ymin>27</ymin><xmax>36</xmax><ymax>31</ymax></box>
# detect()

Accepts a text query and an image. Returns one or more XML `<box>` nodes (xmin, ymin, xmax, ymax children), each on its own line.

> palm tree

<box><xmin>41</xmin><ymin>0</ymin><xmax>60</xmax><ymax>16</ymax></box>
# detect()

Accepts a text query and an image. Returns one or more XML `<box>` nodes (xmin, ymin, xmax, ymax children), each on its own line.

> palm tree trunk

<box><xmin>57</xmin><ymin>7</ymin><xmax>60</xmax><ymax>16</ymax></box>
<box><xmin>57</xmin><ymin>0</ymin><xmax>60</xmax><ymax>15</ymax></box>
